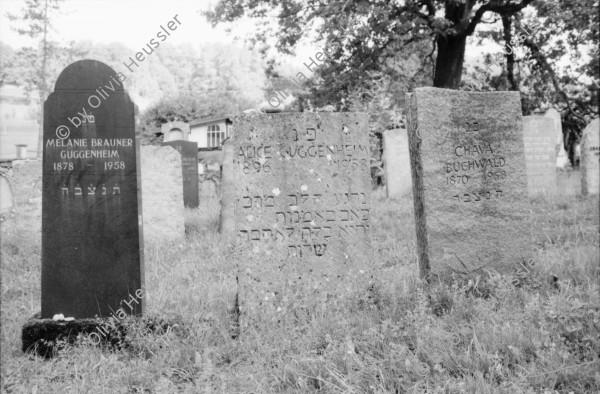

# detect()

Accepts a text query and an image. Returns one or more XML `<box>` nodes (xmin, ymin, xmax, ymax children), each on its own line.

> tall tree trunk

<box><xmin>433</xmin><ymin>33</ymin><xmax>467</xmax><ymax>89</ymax></box>
<box><xmin>37</xmin><ymin>0</ymin><xmax>49</xmax><ymax>159</ymax></box>
<box><xmin>502</xmin><ymin>15</ymin><xmax>518</xmax><ymax>91</ymax></box>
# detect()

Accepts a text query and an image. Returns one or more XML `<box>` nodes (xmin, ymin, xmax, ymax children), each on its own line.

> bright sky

<box><xmin>0</xmin><ymin>0</ymin><xmax>317</xmax><ymax>63</ymax></box>
<box><xmin>1</xmin><ymin>0</ymin><xmax>227</xmax><ymax>48</ymax></box>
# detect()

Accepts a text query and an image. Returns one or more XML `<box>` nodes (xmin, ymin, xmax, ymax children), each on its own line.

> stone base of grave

<box><xmin>22</xmin><ymin>313</ymin><xmax>187</xmax><ymax>358</ymax></box>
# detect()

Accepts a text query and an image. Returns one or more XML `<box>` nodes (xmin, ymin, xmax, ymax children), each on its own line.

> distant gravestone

<box><xmin>383</xmin><ymin>128</ymin><xmax>412</xmax><ymax>197</ymax></box>
<box><xmin>161</xmin><ymin>121</ymin><xmax>190</xmax><ymax>142</ymax></box>
<box><xmin>141</xmin><ymin>145</ymin><xmax>185</xmax><ymax>244</ymax></box>
<box><xmin>406</xmin><ymin>87</ymin><xmax>532</xmax><ymax>279</ymax></box>
<box><xmin>0</xmin><ymin>171</ymin><xmax>14</xmax><ymax>213</ymax></box>
<box><xmin>161</xmin><ymin>140</ymin><xmax>199</xmax><ymax>208</ymax></box>
<box><xmin>199</xmin><ymin>178</ymin><xmax>219</xmax><ymax>202</ymax></box>
<box><xmin>12</xmin><ymin>160</ymin><xmax>42</xmax><ymax>211</ymax></box>
<box><xmin>545</xmin><ymin>108</ymin><xmax>569</xmax><ymax>168</ymax></box>
<box><xmin>42</xmin><ymin>59</ymin><xmax>143</xmax><ymax>318</ymax></box>
<box><xmin>581</xmin><ymin>118</ymin><xmax>600</xmax><ymax>195</ymax></box>
<box><xmin>233</xmin><ymin>112</ymin><xmax>373</xmax><ymax>321</ymax></box>
<box><xmin>523</xmin><ymin>116</ymin><xmax>557</xmax><ymax>196</ymax></box>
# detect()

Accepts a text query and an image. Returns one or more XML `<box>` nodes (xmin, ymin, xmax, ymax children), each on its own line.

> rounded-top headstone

<box><xmin>42</xmin><ymin>59</ymin><xmax>143</xmax><ymax>319</ymax></box>
<box><xmin>54</xmin><ymin>60</ymin><xmax>124</xmax><ymax>92</ymax></box>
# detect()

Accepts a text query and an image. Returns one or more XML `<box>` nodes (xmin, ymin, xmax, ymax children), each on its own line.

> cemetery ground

<box><xmin>1</xmin><ymin>189</ymin><xmax>599</xmax><ymax>393</ymax></box>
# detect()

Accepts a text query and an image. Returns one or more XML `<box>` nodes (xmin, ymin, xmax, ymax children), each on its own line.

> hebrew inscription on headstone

<box><xmin>42</xmin><ymin>59</ymin><xmax>143</xmax><ymax>318</ymax></box>
<box><xmin>406</xmin><ymin>87</ymin><xmax>532</xmax><ymax>279</ymax></box>
<box><xmin>233</xmin><ymin>113</ymin><xmax>372</xmax><ymax>320</ymax></box>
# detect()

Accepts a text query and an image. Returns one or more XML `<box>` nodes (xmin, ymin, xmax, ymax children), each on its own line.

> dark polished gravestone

<box><xmin>161</xmin><ymin>140</ymin><xmax>199</xmax><ymax>208</ymax></box>
<box><xmin>41</xmin><ymin>59</ymin><xmax>144</xmax><ymax>319</ymax></box>
<box><xmin>406</xmin><ymin>87</ymin><xmax>532</xmax><ymax>281</ymax></box>
<box><xmin>233</xmin><ymin>112</ymin><xmax>373</xmax><ymax>324</ymax></box>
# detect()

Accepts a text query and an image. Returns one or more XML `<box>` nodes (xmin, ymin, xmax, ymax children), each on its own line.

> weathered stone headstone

<box><xmin>141</xmin><ymin>145</ymin><xmax>185</xmax><ymax>244</ymax></box>
<box><xmin>42</xmin><ymin>60</ymin><xmax>143</xmax><ymax>318</ymax></box>
<box><xmin>233</xmin><ymin>112</ymin><xmax>373</xmax><ymax>321</ymax></box>
<box><xmin>581</xmin><ymin>118</ymin><xmax>600</xmax><ymax>196</ymax></box>
<box><xmin>383</xmin><ymin>128</ymin><xmax>412</xmax><ymax>197</ymax></box>
<box><xmin>219</xmin><ymin>140</ymin><xmax>235</xmax><ymax>247</ymax></box>
<box><xmin>199</xmin><ymin>178</ymin><xmax>219</xmax><ymax>202</ymax></box>
<box><xmin>161</xmin><ymin>140</ymin><xmax>199</xmax><ymax>208</ymax></box>
<box><xmin>523</xmin><ymin>116</ymin><xmax>557</xmax><ymax>196</ymax></box>
<box><xmin>406</xmin><ymin>87</ymin><xmax>532</xmax><ymax>279</ymax></box>
<box><xmin>12</xmin><ymin>160</ymin><xmax>42</xmax><ymax>212</ymax></box>
<box><xmin>0</xmin><ymin>171</ymin><xmax>14</xmax><ymax>213</ymax></box>
<box><xmin>545</xmin><ymin>108</ymin><xmax>569</xmax><ymax>168</ymax></box>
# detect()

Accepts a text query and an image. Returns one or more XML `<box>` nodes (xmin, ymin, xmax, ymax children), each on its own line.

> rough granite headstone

<box><xmin>581</xmin><ymin>118</ymin><xmax>600</xmax><ymax>196</ymax></box>
<box><xmin>233</xmin><ymin>112</ymin><xmax>373</xmax><ymax>322</ymax></box>
<box><xmin>383</xmin><ymin>128</ymin><xmax>412</xmax><ymax>197</ymax></box>
<box><xmin>219</xmin><ymin>140</ymin><xmax>235</xmax><ymax>247</ymax></box>
<box><xmin>545</xmin><ymin>108</ymin><xmax>569</xmax><ymax>168</ymax></box>
<box><xmin>406</xmin><ymin>87</ymin><xmax>532</xmax><ymax>280</ymax></box>
<box><xmin>161</xmin><ymin>140</ymin><xmax>199</xmax><ymax>208</ymax></box>
<box><xmin>141</xmin><ymin>145</ymin><xmax>185</xmax><ymax>244</ymax></box>
<box><xmin>42</xmin><ymin>59</ymin><xmax>143</xmax><ymax>318</ymax></box>
<box><xmin>523</xmin><ymin>116</ymin><xmax>557</xmax><ymax>196</ymax></box>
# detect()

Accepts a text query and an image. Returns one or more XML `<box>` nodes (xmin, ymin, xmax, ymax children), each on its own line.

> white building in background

<box><xmin>189</xmin><ymin>116</ymin><xmax>233</xmax><ymax>149</ymax></box>
<box><xmin>0</xmin><ymin>84</ymin><xmax>39</xmax><ymax>160</ymax></box>
<box><xmin>159</xmin><ymin>115</ymin><xmax>233</xmax><ymax>177</ymax></box>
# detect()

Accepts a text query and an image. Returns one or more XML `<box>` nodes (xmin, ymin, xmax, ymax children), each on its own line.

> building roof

<box><xmin>190</xmin><ymin>115</ymin><xmax>232</xmax><ymax>127</ymax></box>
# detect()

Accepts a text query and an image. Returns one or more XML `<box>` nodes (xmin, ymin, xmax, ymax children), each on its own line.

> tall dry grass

<box><xmin>1</xmin><ymin>189</ymin><xmax>598</xmax><ymax>393</ymax></box>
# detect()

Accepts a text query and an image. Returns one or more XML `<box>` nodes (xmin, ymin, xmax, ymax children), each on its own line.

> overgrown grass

<box><xmin>1</xmin><ymin>189</ymin><xmax>599</xmax><ymax>393</ymax></box>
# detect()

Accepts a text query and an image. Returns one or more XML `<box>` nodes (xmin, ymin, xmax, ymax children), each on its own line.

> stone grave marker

<box><xmin>140</xmin><ymin>145</ymin><xmax>185</xmax><ymax>245</ymax></box>
<box><xmin>161</xmin><ymin>120</ymin><xmax>190</xmax><ymax>142</ymax></box>
<box><xmin>219</xmin><ymin>140</ymin><xmax>235</xmax><ymax>246</ymax></box>
<box><xmin>581</xmin><ymin>118</ymin><xmax>600</xmax><ymax>196</ymax></box>
<box><xmin>42</xmin><ymin>59</ymin><xmax>143</xmax><ymax>318</ymax></box>
<box><xmin>545</xmin><ymin>108</ymin><xmax>569</xmax><ymax>168</ymax></box>
<box><xmin>383</xmin><ymin>128</ymin><xmax>412</xmax><ymax>197</ymax></box>
<box><xmin>12</xmin><ymin>160</ymin><xmax>42</xmax><ymax>211</ymax></box>
<box><xmin>161</xmin><ymin>140</ymin><xmax>199</xmax><ymax>208</ymax></box>
<box><xmin>406</xmin><ymin>87</ymin><xmax>532</xmax><ymax>280</ymax></box>
<box><xmin>233</xmin><ymin>112</ymin><xmax>373</xmax><ymax>321</ymax></box>
<box><xmin>522</xmin><ymin>116</ymin><xmax>557</xmax><ymax>197</ymax></box>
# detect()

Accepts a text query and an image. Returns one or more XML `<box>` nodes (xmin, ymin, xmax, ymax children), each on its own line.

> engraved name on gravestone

<box><xmin>406</xmin><ymin>87</ymin><xmax>532</xmax><ymax>279</ymax></box>
<box><xmin>233</xmin><ymin>113</ymin><xmax>372</xmax><ymax>317</ymax></box>
<box><xmin>161</xmin><ymin>140</ymin><xmax>199</xmax><ymax>208</ymax></box>
<box><xmin>523</xmin><ymin>116</ymin><xmax>557</xmax><ymax>196</ymax></box>
<box><xmin>581</xmin><ymin>118</ymin><xmax>600</xmax><ymax>196</ymax></box>
<box><xmin>42</xmin><ymin>59</ymin><xmax>143</xmax><ymax>318</ymax></box>
<box><xmin>383</xmin><ymin>128</ymin><xmax>412</xmax><ymax>197</ymax></box>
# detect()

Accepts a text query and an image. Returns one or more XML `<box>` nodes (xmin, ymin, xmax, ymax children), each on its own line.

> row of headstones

<box><xmin>383</xmin><ymin>113</ymin><xmax>599</xmax><ymax>198</ymax></box>
<box><xmin>33</xmin><ymin>60</ymin><xmax>600</xmax><ymax>326</ymax></box>
<box><xmin>3</xmin><ymin>147</ymin><xmax>220</xmax><ymax>209</ymax></box>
